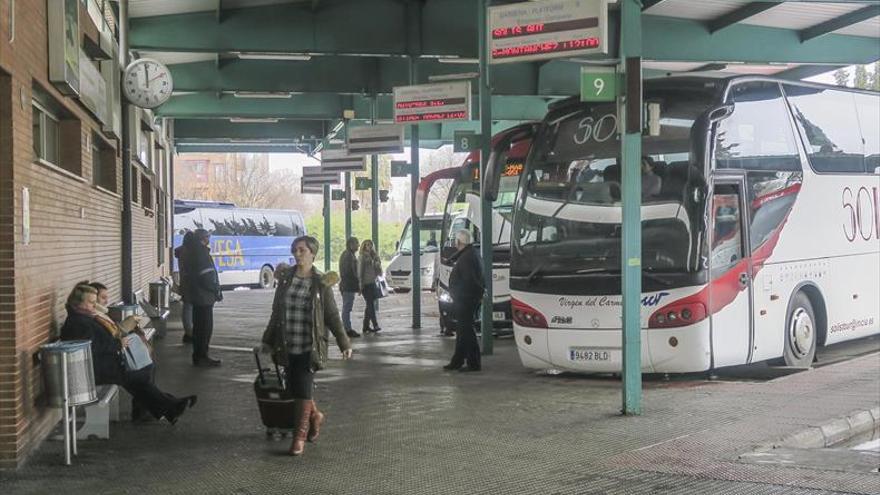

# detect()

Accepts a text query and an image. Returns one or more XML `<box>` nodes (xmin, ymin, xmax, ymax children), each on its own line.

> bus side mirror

<box><xmin>395</xmin><ymin>241</ymin><xmax>399</xmax><ymax>251</ymax></box>
<box><xmin>483</xmin><ymin>152</ymin><xmax>500</xmax><ymax>202</ymax></box>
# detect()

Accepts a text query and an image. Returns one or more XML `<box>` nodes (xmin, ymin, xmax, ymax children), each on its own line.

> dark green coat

<box><xmin>261</xmin><ymin>267</ymin><xmax>351</xmax><ymax>371</ymax></box>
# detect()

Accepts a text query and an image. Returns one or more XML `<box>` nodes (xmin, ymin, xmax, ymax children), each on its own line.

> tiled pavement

<box><xmin>2</xmin><ymin>289</ymin><xmax>878</xmax><ymax>495</ymax></box>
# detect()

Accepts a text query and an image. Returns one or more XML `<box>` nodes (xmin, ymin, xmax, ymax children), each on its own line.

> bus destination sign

<box><xmin>393</xmin><ymin>81</ymin><xmax>471</xmax><ymax>124</ymax></box>
<box><xmin>488</xmin><ymin>0</ymin><xmax>608</xmax><ymax>64</ymax></box>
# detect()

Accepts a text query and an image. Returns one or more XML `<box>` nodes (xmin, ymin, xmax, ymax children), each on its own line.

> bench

<box><xmin>78</xmin><ymin>294</ymin><xmax>162</xmax><ymax>439</ymax></box>
<box><xmin>76</xmin><ymin>384</ymin><xmax>119</xmax><ymax>440</ymax></box>
<box><xmin>136</xmin><ymin>289</ymin><xmax>170</xmax><ymax>340</ymax></box>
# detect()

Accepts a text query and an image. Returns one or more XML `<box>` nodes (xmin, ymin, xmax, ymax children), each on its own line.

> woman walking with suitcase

<box><xmin>260</xmin><ymin>236</ymin><xmax>352</xmax><ymax>456</ymax></box>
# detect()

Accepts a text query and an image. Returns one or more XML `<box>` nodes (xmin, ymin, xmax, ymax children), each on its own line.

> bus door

<box><xmin>709</xmin><ymin>177</ymin><xmax>755</xmax><ymax>368</ymax></box>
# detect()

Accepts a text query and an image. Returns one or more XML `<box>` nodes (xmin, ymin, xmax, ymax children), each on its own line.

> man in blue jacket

<box><xmin>183</xmin><ymin>229</ymin><xmax>223</xmax><ymax>367</ymax></box>
<box><xmin>443</xmin><ymin>229</ymin><xmax>484</xmax><ymax>372</ymax></box>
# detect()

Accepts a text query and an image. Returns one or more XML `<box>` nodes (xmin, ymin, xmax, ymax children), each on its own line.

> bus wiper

<box><xmin>525</xmin><ymin>260</ymin><xmax>546</xmax><ymax>285</ymax></box>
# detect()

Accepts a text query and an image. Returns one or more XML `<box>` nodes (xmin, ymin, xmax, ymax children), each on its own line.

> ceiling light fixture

<box><xmin>232</xmin><ymin>91</ymin><xmax>293</xmax><ymax>99</ymax></box>
<box><xmin>236</xmin><ymin>52</ymin><xmax>312</xmax><ymax>61</ymax></box>
<box><xmin>437</xmin><ymin>57</ymin><xmax>479</xmax><ymax>64</ymax></box>
<box><xmin>428</xmin><ymin>72</ymin><xmax>480</xmax><ymax>82</ymax></box>
<box><xmin>228</xmin><ymin>117</ymin><xmax>280</xmax><ymax>123</ymax></box>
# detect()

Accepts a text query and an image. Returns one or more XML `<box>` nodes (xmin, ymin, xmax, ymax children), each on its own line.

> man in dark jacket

<box><xmin>183</xmin><ymin>229</ymin><xmax>223</xmax><ymax>367</ymax></box>
<box><xmin>443</xmin><ymin>229</ymin><xmax>484</xmax><ymax>372</ymax></box>
<box><xmin>338</xmin><ymin>237</ymin><xmax>361</xmax><ymax>338</ymax></box>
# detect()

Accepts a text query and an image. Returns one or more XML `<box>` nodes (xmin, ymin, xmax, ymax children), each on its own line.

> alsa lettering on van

<box><xmin>212</xmin><ymin>239</ymin><xmax>245</xmax><ymax>267</ymax></box>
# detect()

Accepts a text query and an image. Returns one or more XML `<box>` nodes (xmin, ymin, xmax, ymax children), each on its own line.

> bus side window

<box><xmin>785</xmin><ymin>85</ymin><xmax>866</xmax><ymax>173</ymax></box>
<box><xmin>715</xmin><ymin>81</ymin><xmax>800</xmax><ymax>172</ymax></box>
<box><xmin>710</xmin><ymin>190</ymin><xmax>743</xmax><ymax>280</ymax></box>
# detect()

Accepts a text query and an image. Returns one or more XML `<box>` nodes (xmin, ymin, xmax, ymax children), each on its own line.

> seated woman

<box><xmin>60</xmin><ymin>284</ymin><xmax>196</xmax><ymax>424</ymax></box>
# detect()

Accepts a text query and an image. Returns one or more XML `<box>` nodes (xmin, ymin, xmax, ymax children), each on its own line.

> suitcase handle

<box><xmin>254</xmin><ymin>347</ymin><xmax>284</xmax><ymax>386</ymax></box>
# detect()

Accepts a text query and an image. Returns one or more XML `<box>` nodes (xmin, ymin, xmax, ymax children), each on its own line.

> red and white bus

<box><xmin>416</xmin><ymin>124</ymin><xmax>536</xmax><ymax>334</ymax></box>
<box><xmin>509</xmin><ymin>76</ymin><xmax>879</xmax><ymax>373</ymax></box>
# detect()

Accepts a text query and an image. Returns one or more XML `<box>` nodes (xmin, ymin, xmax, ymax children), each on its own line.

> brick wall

<box><xmin>0</xmin><ymin>0</ymin><xmax>170</xmax><ymax>468</ymax></box>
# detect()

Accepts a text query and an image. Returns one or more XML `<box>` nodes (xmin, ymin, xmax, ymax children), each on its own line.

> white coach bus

<box><xmin>508</xmin><ymin>76</ymin><xmax>879</xmax><ymax>373</ymax></box>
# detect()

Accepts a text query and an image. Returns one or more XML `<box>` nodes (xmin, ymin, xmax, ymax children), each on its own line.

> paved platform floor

<box><xmin>3</xmin><ymin>289</ymin><xmax>879</xmax><ymax>495</ymax></box>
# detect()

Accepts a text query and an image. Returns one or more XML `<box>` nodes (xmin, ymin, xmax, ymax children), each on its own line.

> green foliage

<box><xmin>305</xmin><ymin>212</ymin><xmax>404</xmax><ymax>267</ymax></box>
<box><xmin>853</xmin><ymin>65</ymin><xmax>869</xmax><ymax>90</ymax></box>
<box><xmin>833</xmin><ymin>68</ymin><xmax>850</xmax><ymax>87</ymax></box>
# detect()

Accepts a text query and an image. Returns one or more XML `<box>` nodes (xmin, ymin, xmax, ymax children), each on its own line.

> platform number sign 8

<box><xmin>453</xmin><ymin>131</ymin><xmax>481</xmax><ymax>153</ymax></box>
<box><xmin>580</xmin><ymin>70</ymin><xmax>616</xmax><ymax>103</ymax></box>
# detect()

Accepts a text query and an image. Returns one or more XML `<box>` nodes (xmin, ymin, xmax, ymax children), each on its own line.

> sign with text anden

<box><xmin>488</xmin><ymin>0</ymin><xmax>608</xmax><ymax>64</ymax></box>
<box><xmin>320</xmin><ymin>148</ymin><xmax>366</xmax><ymax>172</ymax></box>
<box><xmin>393</xmin><ymin>81</ymin><xmax>471</xmax><ymax>124</ymax></box>
<box><xmin>347</xmin><ymin>125</ymin><xmax>404</xmax><ymax>155</ymax></box>
<box><xmin>302</xmin><ymin>167</ymin><xmax>341</xmax><ymax>186</ymax></box>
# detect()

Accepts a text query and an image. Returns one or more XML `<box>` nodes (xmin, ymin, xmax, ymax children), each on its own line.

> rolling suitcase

<box><xmin>253</xmin><ymin>350</ymin><xmax>296</xmax><ymax>436</ymax></box>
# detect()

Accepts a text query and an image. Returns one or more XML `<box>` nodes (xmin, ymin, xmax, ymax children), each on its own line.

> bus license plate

<box><xmin>569</xmin><ymin>347</ymin><xmax>615</xmax><ymax>362</ymax></box>
<box><xmin>492</xmin><ymin>311</ymin><xmax>505</xmax><ymax>320</ymax></box>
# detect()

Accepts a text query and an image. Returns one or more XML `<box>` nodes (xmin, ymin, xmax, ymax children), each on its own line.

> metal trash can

<box><xmin>40</xmin><ymin>340</ymin><xmax>97</xmax><ymax>407</ymax></box>
<box><xmin>108</xmin><ymin>304</ymin><xmax>138</xmax><ymax>324</ymax></box>
<box><xmin>149</xmin><ymin>281</ymin><xmax>169</xmax><ymax>311</ymax></box>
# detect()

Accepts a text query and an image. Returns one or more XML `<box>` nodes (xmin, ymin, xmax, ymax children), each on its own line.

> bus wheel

<box><xmin>258</xmin><ymin>265</ymin><xmax>274</xmax><ymax>289</ymax></box>
<box><xmin>783</xmin><ymin>291</ymin><xmax>817</xmax><ymax>368</ymax></box>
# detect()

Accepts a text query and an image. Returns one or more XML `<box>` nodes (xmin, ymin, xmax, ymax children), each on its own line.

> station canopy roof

<box><xmin>127</xmin><ymin>0</ymin><xmax>880</xmax><ymax>153</ymax></box>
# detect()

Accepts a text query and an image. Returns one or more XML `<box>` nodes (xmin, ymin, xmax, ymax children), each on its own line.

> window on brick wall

<box><xmin>141</xmin><ymin>174</ymin><xmax>153</xmax><ymax>209</ymax></box>
<box><xmin>32</xmin><ymin>84</ymin><xmax>81</xmax><ymax>176</ymax></box>
<box><xmin>92</xmin><ymin>132</ymin><xmax>117</xmax><ymax>192</ymax></box>
<box><xmin>132</xmin><ymin>166</ymin><xmax>139</xmax><ymax>204</ymax></box>
<box><xmin>137</xmin><ymin>128</ymin><xmax>151</xmax><ymax>169</ymax></box>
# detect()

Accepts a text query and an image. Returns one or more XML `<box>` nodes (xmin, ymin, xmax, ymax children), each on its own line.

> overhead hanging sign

<box><xmin>302</xmin><ymin>167</ymin><xmax>341</xmax><ymax>185</ymax></box>
<box><xmin>347</xmin><ymin>125</ymin><xmax>404</xmax><ymax>155</ymax></box>
<box><xmin>393</xmin><ymin>81</ymin><xmax>471</xmax><ymax>124</ymax></box>
<box><xmin>300</xmin><ymin>180</ymin><xmax>325</xmax><ymax>195</ymax></box>
<box><xmin>320</xmin><ymin>148</ymin><xmax>367</xmax><ymax>172</ymax></box>
<box><xmin>488</xmin><ymin>0</ymin><xmax>608</xmax><ymax>64</ymax></box>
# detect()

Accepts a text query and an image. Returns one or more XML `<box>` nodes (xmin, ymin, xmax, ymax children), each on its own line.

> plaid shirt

<box><xmin>283</xmin><ymin>274</ymin><xmax>313</xmax><ymax>354</ymax></box>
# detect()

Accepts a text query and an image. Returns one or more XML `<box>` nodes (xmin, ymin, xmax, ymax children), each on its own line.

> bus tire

<box><xmin>258</xmin><ymin>265</ymin><xmax>274</xmax><ymax>289</ymax></box>
<box><xmin>783</xmin><ymin>291</ymin><xmax>817</xmax><ymax>368</ymax></box>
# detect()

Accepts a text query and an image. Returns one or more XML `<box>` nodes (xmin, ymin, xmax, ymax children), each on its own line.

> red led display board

<box><xmin>488</xmin><ymin>0</ymin><xmax>608</xmax><ymax>64</ymax></box>
<box><xmin>393</xmin><ymin>81</ymin><xmax>471</xmax><ymax>124</ymax></box>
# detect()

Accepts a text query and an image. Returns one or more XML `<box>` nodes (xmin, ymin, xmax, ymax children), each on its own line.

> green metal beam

<box><xmin>132</xmin><ymin>6</ymin><xmax>880</xmax><ymax>66</ymax></box>
<box><xmin>168</xmin><ymin>58</ymin><xmax>538</xmax><ymax>96</ymax></box>
<box><xmin>157</xmin><ymin>93</ymin><xmax>347</xmax><ymax>119</ymax></box>
<box><xmin>643</xmin><ymin>14</ymin><xmax>880</xmax><ymax>64</ymax></box>
<box><xmin>799</xmin><ymin>5</ymin><xmax>880</xmax><ymax>42</ymax></box>
<box><xmin>175</xmin><ymin>143</ymin><xmax>316</xmax><ymax>154</ymax></box>
<box><xmin>130</xmin><ymin>1</ymin><xmax>471</xmax><ymax>57</ymax></box>
<box><xmin>707</xmin><ymin>2</ymin><xmax>778</xmax><ymax>34</ymax></box>
<box><xmin>173</xmin><ymin>118</ymin><xmax>327</xmax><ymax>140</ymax></box>
<box><xmin>159</xmin><ymin>92</ymin><xmax>551</xmax><ymax>122</ymax></box>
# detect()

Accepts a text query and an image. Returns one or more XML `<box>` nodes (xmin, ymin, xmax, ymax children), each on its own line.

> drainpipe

<box><xmin>119</xmin><ymin>0</ymin><xmax>134</xmax><ymax>303</ymax></box>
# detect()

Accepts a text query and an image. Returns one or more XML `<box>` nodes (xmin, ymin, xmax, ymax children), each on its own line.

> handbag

<box><xmin>375</xmin><ymin>275</ymin><xmax>390</xmax><ymax>298</ymax></box>
<box><xmin>122</xmin><ymin>334</ymin><xmax>153</xmax><ymax>371</ymax></box>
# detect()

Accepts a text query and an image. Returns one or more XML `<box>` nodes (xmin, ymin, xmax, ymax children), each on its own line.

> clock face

<box><xmin>123</xmin><ymin>58</ymin><xmax>174</xmax><ymax>109</ymax></box>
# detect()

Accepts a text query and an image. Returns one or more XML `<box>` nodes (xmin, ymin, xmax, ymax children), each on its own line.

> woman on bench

<box><xmin>60</xmin><ymin>284</ymin><xmax>197</xmax><ymax>425</ymax></box>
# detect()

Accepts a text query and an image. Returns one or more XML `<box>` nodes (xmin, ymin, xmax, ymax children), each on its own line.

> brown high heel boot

<box><xmin>288</xmin><ymin>399</ymin><xmax>313</xmax><ymax>456</ymax></box>
<box><xmin>307</xmin><ymin>400</ymin><xmax>325</xmax><ymax>443</ymax></box>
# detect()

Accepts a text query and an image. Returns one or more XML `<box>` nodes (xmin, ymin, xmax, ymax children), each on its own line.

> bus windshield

<box><xmin>512</xmin><ymin>91</ymin><xmax>713</xmax><ymax>288</ymax></box>
<box><xmin>398</xmin><ymin>218</ymin><xmax>443</xmax><ymax>254</ymax></box>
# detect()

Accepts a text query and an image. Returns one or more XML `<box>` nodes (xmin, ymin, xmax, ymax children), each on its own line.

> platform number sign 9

<box><xmin>580</xmin><ymin>69</ymin><xmax>616</xmax><ymax>103</ymax></box>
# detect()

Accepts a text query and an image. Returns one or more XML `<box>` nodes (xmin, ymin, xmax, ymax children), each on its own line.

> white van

<box><xmin>384</xmin><ymin>215</ymin><xmax>443</xmax><ymax>292</ymax></box>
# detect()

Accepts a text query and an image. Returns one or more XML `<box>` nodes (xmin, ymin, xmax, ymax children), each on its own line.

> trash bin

<box><xmin>149</xmin><ymin>281</ymin><xmax>169</xmax><ymax>311</ymax></box>
<box><xmin>108</xmin><ymin>304</ymin><xmax>138</xmax><ymax>324</ymax></box>
<box><xmin>40</xmin><ymin>340</ymin><xmax>97</xmax><ymax>407</ymax></box>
